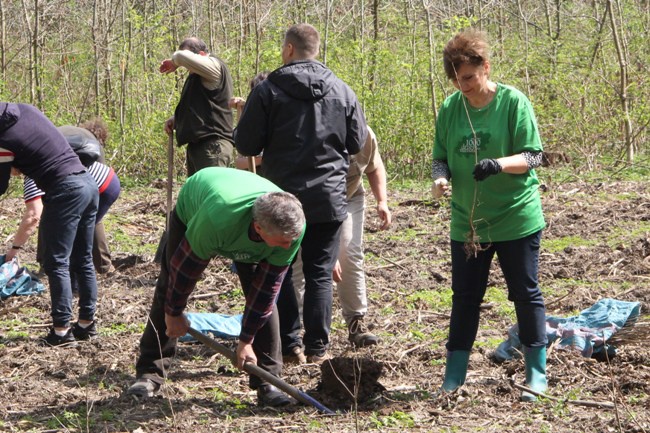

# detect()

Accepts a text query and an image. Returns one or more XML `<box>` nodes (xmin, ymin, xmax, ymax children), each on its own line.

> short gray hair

<box><xmin>253</xmin><ymin>192</ymin><xmax>305</xmax><ymax>239</ymax></box>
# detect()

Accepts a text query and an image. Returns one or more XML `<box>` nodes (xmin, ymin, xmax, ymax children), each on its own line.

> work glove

<box><xmin>473</xmin><ymin>159</ymin><xmax>502</xmax><ymax>181</ymax></box>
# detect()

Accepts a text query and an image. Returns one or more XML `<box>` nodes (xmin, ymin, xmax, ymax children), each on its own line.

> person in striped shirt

<box><xmin>0</xmin><ymin>103</ymin><xmax>99</xmax><ymax>347</ymax></box>
<box><xmin>8</xmin><ymin>159</ymin><xmax>120</xmax><ymax>299</ymax></box>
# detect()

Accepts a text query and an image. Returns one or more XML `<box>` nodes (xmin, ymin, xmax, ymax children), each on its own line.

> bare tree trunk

<box><xmin>421</xmin><ymin>0</ymin><xmax>438</xmax><ymax>123</ymax></box>
<box><xmin>0</xmin><ymin>1</ymin><xmax>5</xmax><ymax>82</ymax></box>
<box><xmin>92</xmin><ymin>0</ymin><xmax>100</xmax><ymax>115</ymax></box>
<box><xmin>607</xmin><ymin>0</ymin><xmax>634</xmax><ymax>161</ymax></box>
<box><xmin>369</xmin><ymin>0</ymin><xmax>378</xmax><ymax>92</ymax></box>
<box><xmin>254</xmin><ymin>0</ymin><xmax>260</xmax><ymax>74</ymax></box>
<box><xmin>515</xmin><ymin>0</ymin><xmax>531</xmax><ymax>94</ymax></box>
<box><xmin>322</xmin><ymin>0</ymin><xmax>333</xmax><ymax>65</ymax></box>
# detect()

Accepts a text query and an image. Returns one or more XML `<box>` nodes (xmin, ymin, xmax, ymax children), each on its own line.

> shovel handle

<box><xmin>187</xmin><ymin>327</ymin><xmax>335</xmax><ymax>414</ymax></box>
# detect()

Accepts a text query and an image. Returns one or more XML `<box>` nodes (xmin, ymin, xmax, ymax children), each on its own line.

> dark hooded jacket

<box><xmin>0</xmin><ymin>103</ymin><xmax>84</xmax><ymax>195</ymax></box>
<box><xmin>235</xmin><ymin>60</ymin><xmax>367</xmax><ymax>223</ymax></box>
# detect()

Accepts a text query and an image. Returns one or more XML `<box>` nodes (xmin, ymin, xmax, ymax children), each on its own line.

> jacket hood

<box><xmin>0</xmin><ymin>103</ymin><xmax>19</xmax><ymax>133</ymax></box>
<box><xmin>268</xmin><ymin>60</ymin><xmax>335</xmax><ymax>101</ymax></box>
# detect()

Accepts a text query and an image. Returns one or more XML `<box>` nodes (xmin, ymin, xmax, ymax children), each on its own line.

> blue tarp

<box><xmin>494</xmin><ymin>298</ymin><xmax>641</xmax><ymax>362</ymax></box>
<box><xmin>179</xmin><ymin>312</ymin><xmax>242</xmax><ymax>342</ymax></box>
<box><xmin>0</xmin><ymin>255</ymin><xmax>45</xmax><ymax>300</ymax></box>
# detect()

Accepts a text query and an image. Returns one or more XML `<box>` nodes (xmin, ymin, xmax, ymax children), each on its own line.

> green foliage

<box><xmin>0</xmin><ymin>2</ymin><xmax>647</xmax><ymax>183</ymax></box>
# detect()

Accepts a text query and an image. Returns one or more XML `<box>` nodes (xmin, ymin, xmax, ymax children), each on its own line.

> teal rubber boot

<box><xmin>441</xmin><ymin>350</ymin><xmax>470</xmax><ymax>392</ymax></box>
<box><xmin>521</xmin><ymin>346</ymin><xmax>548</xmax><ymax>402</ymax></box>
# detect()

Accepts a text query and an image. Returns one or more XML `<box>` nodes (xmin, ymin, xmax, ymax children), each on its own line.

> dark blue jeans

<box><xmin>40</xmin><ymin>172</ymin><xmax>99</xmax><ymax>328</ymax></box>
<box><xmin>447</xmin><ymin>230</ymin><xmax>547</xmax><ymax>351</ymax></box>
<box><xmin>278</xmin><ymin>220</ymin><xmax>342</xmax><ymax>356</ymax></box>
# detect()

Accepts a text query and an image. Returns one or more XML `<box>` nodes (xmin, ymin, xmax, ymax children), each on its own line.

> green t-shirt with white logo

<box><xmin>175</xmin><ymin>167</ymin><xmax>303</xmax><ymax>264</ymax></box>
<box><xmin>433</xmin><ymin>83</ymin><xmax>545</xmax><ymax>243</ymax></box>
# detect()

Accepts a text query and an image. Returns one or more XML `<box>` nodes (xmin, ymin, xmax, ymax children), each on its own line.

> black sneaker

<box><xmin>44</xmin><ymin>327</ymin><xmax>77</xmax><ymax>347</ymax></box>
<box><xmin>72</xmin><ymin>321</ymin><xmax>98</xmax><ymax>340</ymax></box>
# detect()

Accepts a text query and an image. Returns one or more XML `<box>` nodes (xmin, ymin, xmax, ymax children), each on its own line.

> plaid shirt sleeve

<box><xmin>239</xmin><ymin>260</ymin><xmax>289</xmax><ymax>344</ymax></box>
<box><xmin>164</xmin><ymin>237</ymin><xmax>210</xmax><ymax>316</ymax></box>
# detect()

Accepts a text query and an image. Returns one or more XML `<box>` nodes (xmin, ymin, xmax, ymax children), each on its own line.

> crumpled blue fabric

<box><xmin>179</xmin><ymin>312</ymin><xmax>242</xmax><ymax>342</ymax></box>
<box><xmin>0</xmin><ymin>255</ymin><xmax>46</xmax><ymax>300</ymax></box>
<box><xmin>494</xmin><ymin>298</ymin><xmax>641</xmax><ymax>362</ymax></box>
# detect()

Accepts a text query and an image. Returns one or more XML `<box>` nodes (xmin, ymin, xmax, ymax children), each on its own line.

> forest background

<box><xmin>0</xmin><ymin>0</ymin><xmax>648</xmax><ymax>182</ymax></box>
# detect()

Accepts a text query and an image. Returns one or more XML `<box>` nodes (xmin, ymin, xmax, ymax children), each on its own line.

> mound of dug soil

<box><xmin>319</xmin><ymin>356</ymin><xmax>385</xmax><ymax>406</ymax></box>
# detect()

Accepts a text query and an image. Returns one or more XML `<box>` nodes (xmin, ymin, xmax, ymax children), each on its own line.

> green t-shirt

<box><xmin>175</xmin><ymin>167</ymin><xmax>303</xmax><ymax>264</ymax></box>
<box><xmin>433</xmin><ymin>83</ymin><xmax>545</xmax><ymax>243</ymax></box>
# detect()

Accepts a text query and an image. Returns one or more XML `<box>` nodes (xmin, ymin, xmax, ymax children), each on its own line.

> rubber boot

<box><xmin>521</xmin><ymin>346</ymin><xmax>548</xmax><ymax>402</ymax></box>
<box><xmin>441</xmin><ymin>350</ymin><xmax>470</xmax><ymax>392</ymax></box>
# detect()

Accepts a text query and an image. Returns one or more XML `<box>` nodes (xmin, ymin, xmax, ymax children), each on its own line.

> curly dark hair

<box><xmin>80</xmin><ymin>117</ymin><xmax>109</xmax><ymax>146</ymax></box>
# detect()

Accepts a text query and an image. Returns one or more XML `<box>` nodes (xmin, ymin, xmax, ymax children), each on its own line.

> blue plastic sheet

<box><xmin>0</xmin><ymin>255</ymin><xmax>45</xmax><ymax>300</ymax></box>
<box><xmin>494</xmin><ymin>298</ymin><xmax>641</xmax><ymax>362</ymax></box>
<box><xmin>179</xmin><ymin>312</ymin><xmax>242</xmax><ymax>342</ymax></box>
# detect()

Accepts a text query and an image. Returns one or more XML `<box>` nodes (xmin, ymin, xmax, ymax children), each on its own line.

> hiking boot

<box><xmin>306</xmin><ymin>351</ymin><xmax>331</xmax><ymax>364</ymax></box>
<box><xmin>72</xmin><ymin>321</ymin><xmax>98</xmax><ymax>340</ymax></box>
<box><xmin>127</xmin><ymin>378</ymin><xmax>160</xmax><ymax>399</ymax></box>
<box><xmin>348</xmin><ymin>316</ymin><xmax>379</xmax><ymax>347</ymax></box>
<box><xmin>282</xmin><ymin>346</ymin><xmax>306</xmax><ymax>365</ymax></box>
<box><xmin>257</xmin><ymin>383</ymin><xmax>295</xmax><ymax>407</ymax></box>
<box><xmin>44</xmin><ymin>327</ymin><xmax>77</xmax><ymax>348</ymax></box>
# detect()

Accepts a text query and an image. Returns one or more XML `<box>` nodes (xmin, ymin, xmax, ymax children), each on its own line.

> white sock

<box><xmin>54</xmin><ymin>328</ymin><xmax>70</xmax><ymax>337</ymax></box>
<box><xmin>77</xmin><ymin>321</ymin><xmax>92</xmax><ymax>329</ymax></box>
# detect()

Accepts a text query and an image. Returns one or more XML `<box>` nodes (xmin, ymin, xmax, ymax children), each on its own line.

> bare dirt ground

<box><xmin>0</xmin><ymin>175</ymin><xmax>648</xmax><ymax>433</ymax></box>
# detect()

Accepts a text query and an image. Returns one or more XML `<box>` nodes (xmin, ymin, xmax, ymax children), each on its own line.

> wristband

<box><xmin>11</xmin><ymin>245</ymin><xmax>22</xmax><ymax>250</ymax></box>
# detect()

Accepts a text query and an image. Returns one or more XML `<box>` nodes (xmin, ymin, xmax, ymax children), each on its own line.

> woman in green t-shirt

<box><xmin>431</xmin><ymin>29</ymin><xmax>548</xmax><ymax>402</ymax></box>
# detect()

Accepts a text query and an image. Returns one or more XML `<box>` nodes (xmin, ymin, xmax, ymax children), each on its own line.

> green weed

<box><xmin>405</xmin><ymin>288</ymin><xmax>452</xmax><ymax>310</ymax></box>
<box><xmin>542</xmin><ymin>236</ymin><xmax>598</xmax><ymax>253</ymax></box>
<box><xmin>369</xmin><ymin>410</ymin><xmax>415</xmax><ymax>428</ymax></box>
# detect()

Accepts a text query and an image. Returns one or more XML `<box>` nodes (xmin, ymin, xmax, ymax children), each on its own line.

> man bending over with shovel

<box><xmin>128</xmin><ymin>167</ymin><xmax>305</xmax><ymax>407</ymax></box>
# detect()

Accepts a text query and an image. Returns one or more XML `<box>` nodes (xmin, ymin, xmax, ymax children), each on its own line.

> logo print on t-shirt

<box><xmin>457</xmin><ymin>132</ymin><xmax>490</xmax><ymax>156</ymax></box>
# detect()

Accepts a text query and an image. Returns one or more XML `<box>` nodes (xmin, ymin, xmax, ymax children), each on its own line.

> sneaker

<box><xmin>127</xmin><ymin>378</ymin><xmax>160</xmax><ymax>398</ymax></box>
<box><xmin>44</xmin><ymin>327</ymin><xmax>77</xmax><ymax>347</ymax></box>
<box><xmin>257</xmin><ymin>383</ymin><xmax>295</xmax><ymax>407</ymax></box>
<box><xmin>348</xmin><ymin>315</ymin><xmax>379</xmax><ymax>347</ymax></box>
<box><xmin>72</xmin><ymin>321</ymin><xmax>98</xmax><ymax>340</ymax></box>
<box><xmin>306</xmin><ymin>351</ymin><xmax>331</xmax><ymax>364</ymax></box>
<box><xmin>282</xmin><ymin>346</ymin><xmax>306</xmax><ymax>365</ymax></box>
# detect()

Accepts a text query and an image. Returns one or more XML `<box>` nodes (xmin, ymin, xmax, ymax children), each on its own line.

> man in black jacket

<box><xmin>235</xmin><ymin>23</ymin><xmax>367</xmax><ymax>362</ymax></box>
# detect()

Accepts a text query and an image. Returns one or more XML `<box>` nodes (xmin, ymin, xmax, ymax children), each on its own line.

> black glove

<box><xmin>473</xmin><ymin>159</ymin><xmax>502</xmax><ymax>181</ymax></box>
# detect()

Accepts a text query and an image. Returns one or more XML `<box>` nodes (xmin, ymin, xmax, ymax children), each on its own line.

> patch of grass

<box><xmin>606</xmin><ymin>221</ymin><xmax>650</xmax><ymax>248</ymax></box>
<box><xmin>484</xmin><ymin>286</ymin><xmax>516</xmax><ymax>318</ymax></box>
<box><xmin>99</xmin><ymin>322</ymin><xmax>145</xmax><ymax>337</ymax></box>
<box><xmin>369</xmin><ymin>410</ymin><xmax>416</xmax><ymax>428</ymax></box>
<box><xmin>475</xmin><ymin>336</ymin><xmax>506</xmax><ymax>350</ymax></box>
<box><xmin>405</xmin><ymin>288</ymin><xmax>452</xmax><ymax>310</ymax></box>
<box><xmin>542</xmin><ymin>235</ymin><xmax>598</xmax><ymax>253</ymax></box>
<box><xmin>385</xmin><ymin>227</ymin><xmax>426</xmax><ymax>242</ymax></box>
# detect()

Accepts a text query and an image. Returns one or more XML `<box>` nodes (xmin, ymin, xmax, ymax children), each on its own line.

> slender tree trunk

<box><xmin>515</xmin><ymin>0</ymin><xmax>531</xmax><ymax>94</ymax></box>
<box><xmin>322</xmin><ymin>0</ymin><xmax>333</xmax><ymax>65</ymax></box>
<box><xmin>0</xmin><ymin>1</ymin><xmax>5</xmax><ymax>82</ymax></box>
<box><xmin>254</xmin><ymin>0</ymin><xmax>260</xmax><ymax>74</ymax></box>
<box><xmin>607</xmin><ymin>0</ymin><xmax>634</xmax><ymax>161</ymax></box>
<box><xmin>421</xmin><ymin>0</ymin><xmax>438</xmax><ymax>123</ymax></box>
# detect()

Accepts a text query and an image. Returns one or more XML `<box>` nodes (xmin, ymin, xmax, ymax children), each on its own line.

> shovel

<box><xmin>154</xmin><ymin>133</ymin><xmax>174</xmax><ymax>263</ymax></box>
<box><xmin>187</xmin><ymin>327</ymin><xmax>335</xmax><ymax>415</ymax></box>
